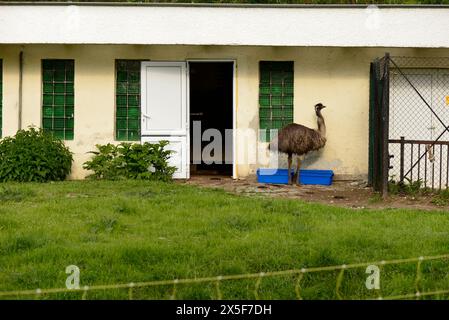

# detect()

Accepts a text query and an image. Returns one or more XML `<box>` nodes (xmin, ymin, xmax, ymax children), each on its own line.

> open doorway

<box><xmin>189</xmin><ymin>61</ymin><xmax>234</xmax><ymax>176</ymax></box>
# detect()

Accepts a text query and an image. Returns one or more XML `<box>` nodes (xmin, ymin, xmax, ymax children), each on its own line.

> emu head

<box><xmin>314</xmin><ymin>103</ymin><xmax>326</xmax><ymax>114</ymax></box>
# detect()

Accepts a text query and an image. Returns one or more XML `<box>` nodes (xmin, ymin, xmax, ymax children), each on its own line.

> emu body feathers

<box><xmin>268</xmin><ymin>123</ymin><xmax>326</xmax><ymax>156</ymax></box>
<box><xmin>268</xmin><ymin>103</ymin><xmax>327</xmax><ymax>185</ymax></box>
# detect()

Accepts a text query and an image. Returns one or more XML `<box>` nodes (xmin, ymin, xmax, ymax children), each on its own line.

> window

<box><xmin>115</xmin><ymin>60</ymin><xmax>140</xmax><ymax>141</ymax></box>
<box><xmin>42</xmin><ymin>59</ymin><xmax>74</xmax><ymax>140</ymax></box>
<box><xmin>0</xmin><ymin>60</ymin><xmax>2</xmax><ymax>138</ymax></box>
<box><xmin>259</xmin><ymin>61</ymin><xmax>294</xmax><ymax>142</ymax></box>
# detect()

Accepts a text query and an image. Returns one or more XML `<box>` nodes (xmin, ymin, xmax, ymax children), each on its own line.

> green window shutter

<box><xmin>115</xmin><ymin>60</ymin><xmax>141</xmax><ymax>141</ymax></box>
<box><xmin>41</xmin><ymin>59</ymin><xmax>75</xmax><ymax>140</ymax></box>
<box><xmin>259</xmin><ymin>61</ymin><xmax>294</xmax><ymax>142</ymax></box>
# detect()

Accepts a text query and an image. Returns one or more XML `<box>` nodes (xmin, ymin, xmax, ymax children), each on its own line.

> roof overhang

<box><xmin>1</xmin><ymin>3</ymin><xmax>449</xmax><ymax>48</ymax></box>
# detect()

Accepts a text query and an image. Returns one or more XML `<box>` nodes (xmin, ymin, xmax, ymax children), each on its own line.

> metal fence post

<box><xmin>400</xmin><ymin>136</ymin><xmax>405</xmax><ymax>183</ymax></box>
<box><xmin>381</xmin><ymin>53</ymin><xmax>390</xmax><ymax>198</ymax></box>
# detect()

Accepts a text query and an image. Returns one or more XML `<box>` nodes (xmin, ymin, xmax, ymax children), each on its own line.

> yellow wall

<box><xmin>1</xmin><ymin>44</ymin><xmax>449</xmax><ymax>179</ymax></box>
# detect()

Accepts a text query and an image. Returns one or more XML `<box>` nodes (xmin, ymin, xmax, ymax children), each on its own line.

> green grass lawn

<box><xmin>1</xmin><ymin>180</ymin><xmax>449</xmax><ymax>300</ymax></box>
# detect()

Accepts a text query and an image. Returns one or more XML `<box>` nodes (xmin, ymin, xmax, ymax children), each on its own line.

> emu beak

<box><xmin>322</xmin><ymin>105</ymin><xmax>326</xmax><ymax>109</ymax></box>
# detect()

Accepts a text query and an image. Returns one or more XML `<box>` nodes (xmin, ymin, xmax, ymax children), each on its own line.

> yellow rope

<box><xmin>254</xmin><ymin>272</ymin><xmax>264</xmax><ymax>300</ymax></box>
<box><xmin>294</xmin><ymin>273</ymin><xmax>304</xmax><ymax>300</ymax></box>
<box><xmin>415</xmin><ymin>257</ymin><xmax>423</xmax><ymax>298</ymax></box>
<box><xmin>335</xmin><ymin>266</ymin><xmax>346</xmax><ymax>300</ymax></box>
<box><xmin>215</xmin><ymin>276</ymin><xmax>223</xmax><ymax>300</ymax></box>
<box><xmin>381</xmin><ymin>288</ymin><xmax>449</xmax><ymax>300</ymax></box>
<box><xmin>1</xmin><ymin>253</ymin><xmax>449</xmax><ymax>299</ymax></box>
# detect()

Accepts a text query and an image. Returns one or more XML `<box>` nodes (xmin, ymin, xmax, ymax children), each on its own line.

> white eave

<box><xmin>1</xmin><ymin>3</ymin><xmax>449</xmax><ymax>48</ymax></box>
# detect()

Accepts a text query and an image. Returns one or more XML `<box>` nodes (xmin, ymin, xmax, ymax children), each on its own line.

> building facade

<box><xmin>1</xmin><ymin>3</ymin><xmax>449</xmax><ymax>180</ymax></box>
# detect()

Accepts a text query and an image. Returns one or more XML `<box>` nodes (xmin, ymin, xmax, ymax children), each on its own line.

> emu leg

<box><xmin>295</xmin><ymin>157</ymin><xmax>301</xmax><ymax>186</ymax></box>
<box><xmin>287</xmin><ymin>153</ymin><xmax>293</xmax><ymax>185</ymax></box>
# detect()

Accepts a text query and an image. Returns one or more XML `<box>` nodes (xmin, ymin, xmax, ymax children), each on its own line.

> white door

<box><xmin>141</xmin><ymin>61</ymin><xmax>189</xmax><ymax>179</ymax></box>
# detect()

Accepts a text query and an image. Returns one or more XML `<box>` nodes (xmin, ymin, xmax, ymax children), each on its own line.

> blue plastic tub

<box><xmin>298</xmin><ymin>169</ymin><xmax>334</xmax><ymax>186</ymax></box>
<box><xmin>257</xmin><ymin>168</ymin><xmax>291</xmax><ymax>184</ymax></box>
<box><xmin>257</xmin><ymin>168</ymin><xmax>334</xmax><ymax>186</ymax></box>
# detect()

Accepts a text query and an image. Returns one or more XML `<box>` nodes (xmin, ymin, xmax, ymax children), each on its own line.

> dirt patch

<box><xmin>179</xmin><ymin>175</ymin><xmax>449</xmax><ymax>211</ymax></box>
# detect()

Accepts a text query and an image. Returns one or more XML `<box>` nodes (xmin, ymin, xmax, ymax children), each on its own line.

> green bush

<box><xmin>388</xmin><ymin>177</ymin><xmax>428</xmax><ymax>197</ymax></box>
<box><xmin>0</xmin><ymin>128</ymin><xmax>73</xmax><ymax>182</ymax></box>
<box><xmin>83</xmin><ymin>141</ymin><xmax>176</xmax><ymax>181</ymax></box>
<box><xmin>431</xmin><ymin>189</ymin><xmax>449</xmax><ymax>207</ymax></box>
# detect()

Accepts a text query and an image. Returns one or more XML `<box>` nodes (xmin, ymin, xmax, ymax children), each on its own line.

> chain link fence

<box><xmin>388</xmin><ymin>56</ymin><xmax>449</xmax><ymax>190</ymax></box>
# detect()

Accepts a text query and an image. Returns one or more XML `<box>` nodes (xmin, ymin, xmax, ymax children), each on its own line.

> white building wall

<box><xmin>0</xmin><ymin>4</ymin><xmax>448</xmax><ymax>48</ymax></box>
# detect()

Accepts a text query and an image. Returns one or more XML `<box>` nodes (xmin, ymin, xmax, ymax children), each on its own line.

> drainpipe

<box><xmin>18</xmin><ymin>50</ymin><xmax>23</xmax><ymax>130</ymax></box>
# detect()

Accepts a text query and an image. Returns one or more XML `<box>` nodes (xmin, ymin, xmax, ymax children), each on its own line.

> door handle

<box><xmin>142</xmin><ymin>113</ymin><xmax>151</xmax><ymax>120</ymax></box>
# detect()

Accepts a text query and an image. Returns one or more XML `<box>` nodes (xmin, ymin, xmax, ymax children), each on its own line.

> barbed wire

<box><xmin>1</xmin><ymin>253</ymin><xmax>449</xmax><ymax>300</ymax></box>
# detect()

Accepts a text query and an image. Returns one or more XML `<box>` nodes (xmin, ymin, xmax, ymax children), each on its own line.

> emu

<box><xmin>268</xmin><ymin>103</ymin><xmax>327</xmax><ymax>185</ymax></box>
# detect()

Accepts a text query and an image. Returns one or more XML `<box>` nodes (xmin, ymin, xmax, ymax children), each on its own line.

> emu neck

<box><xmin>316</xmin><ymin>111</ymin><xmax>326</xmax><ymax>137</ymax></box>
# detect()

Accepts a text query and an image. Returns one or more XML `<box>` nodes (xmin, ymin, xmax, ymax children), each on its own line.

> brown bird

<box><xmin>268</xmin><ymin>103</ymin><xmax>327</xmax><ymax>185</ymax></box>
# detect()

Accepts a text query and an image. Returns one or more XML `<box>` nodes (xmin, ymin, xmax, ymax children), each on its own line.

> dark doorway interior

<box><xmin>189</xmin><ymin>62</ymin><xmax>233</xmax><ymax>175</ymax></box>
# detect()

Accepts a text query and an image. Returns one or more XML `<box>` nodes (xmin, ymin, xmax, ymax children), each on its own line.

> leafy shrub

<box><xmin>0</xmin><ymin>128</ymin><xmax>73</xmax><ymax>182</ymax></box>
<box><xmin>431</xmin><ymin>189</ymin><xmax>449</xmax><ymax>207</ymax></box>
<box><xmin>83</xmin><ymin>141</ymin><xmax>176</xmax><ymax>181</ymax></box>
<box><xmin>402</xmin><ymin>179</ymin><xmax>425</xmax><ymax>196</ymax></box>
<box><xmin>388</xmin><ymin>180</ymin><xmax>401</xmax><ymax>195</ymax></box>
<box><xmin>388</xmin><ymin>178</ymin><xmax>427</xmax><ymax>197</ymax></box>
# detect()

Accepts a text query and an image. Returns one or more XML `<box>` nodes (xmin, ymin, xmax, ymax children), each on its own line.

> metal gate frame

<box><xmin>369</xmin><ymin>53</ymin><xmax>449</xmax><ymax>196</ymax></box>
<box><xmin>369</xmin><ymin>53</ymin><xmax>390</xmax><ymax>197</ymax></box>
